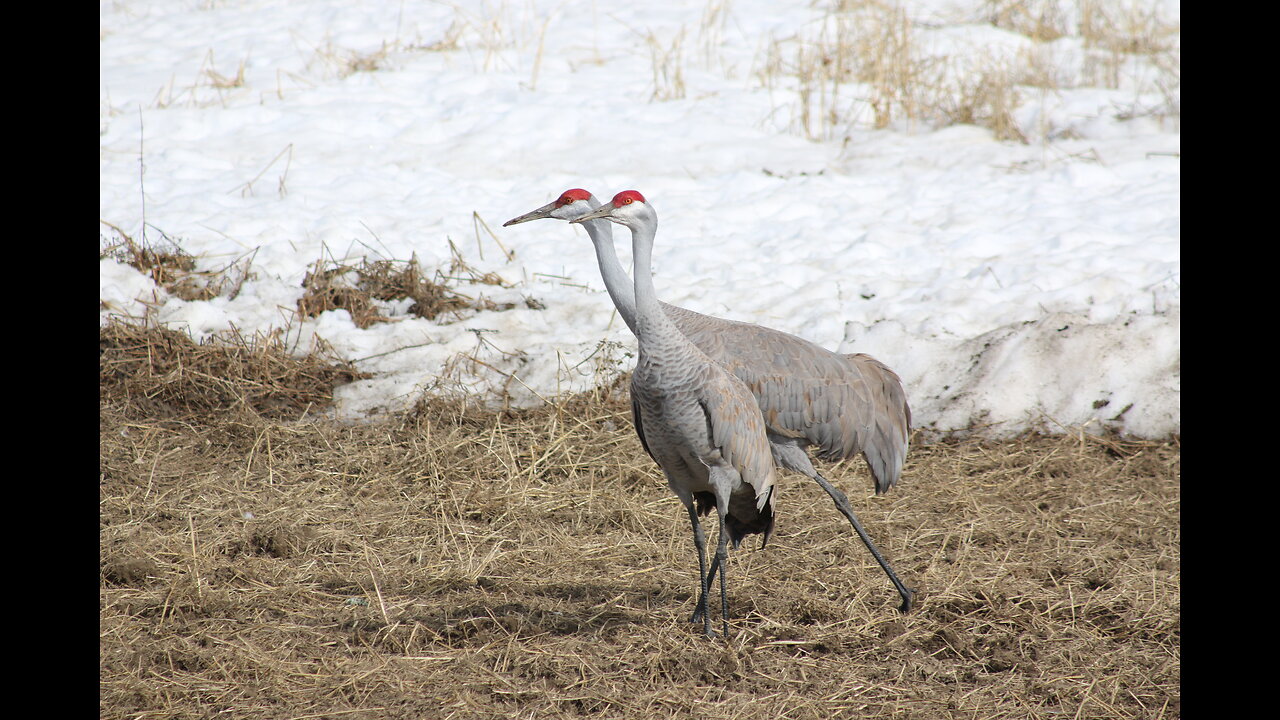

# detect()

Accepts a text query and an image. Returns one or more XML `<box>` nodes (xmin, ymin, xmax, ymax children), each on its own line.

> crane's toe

<box><xmin>898</xmin><ymin>587</ymin><xmax>916</xmax><ymax>613</ymax></box>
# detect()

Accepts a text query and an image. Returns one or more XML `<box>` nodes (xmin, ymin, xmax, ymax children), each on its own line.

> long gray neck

<box><xmin>579</xmin><ymin>199</ymin><xmax>639</xmax><ymax>335</ymax></box>
<box><xmin>630</xmin><ymin>211</ymin><xmax>680</xmax><ymax>344</ymax></box>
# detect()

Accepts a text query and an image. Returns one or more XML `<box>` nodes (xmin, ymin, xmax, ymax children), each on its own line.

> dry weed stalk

<box><xmin>646</xmin><ymin>27</ymin><xmax>688</xmax><ymax>101</ymax></box>
<box><xmin>141</xmin><ymin>48</ymin><xmax>253</xmax><ymax>109</ymax></box>
<box><xmin>757</xmin><ymin>0</ymin><xmax>1178</xmax><ymax>143</ymax></box>
<box><xmin>198</xmin><ymin>48</ymin><xmax>247</xmax><ymax>108</ymax></box>
<box><xmin>404</xmin><ymin>1</ymin><xmax>558</xmax><ymax>74</ymax></box>
<box><xmin>229</xmin><ymin>143</ymin><xmax>293</xmax><ymax>198</ymax></box>
<box><xmin>985</xmin><ymin>0</ymin><xmax>1071</xmax><ymax>42</ymax></box>
<box><xmin>306</xmin><ymin>38</ymin><xmax>396</xmax><ymax>80</ymax></box>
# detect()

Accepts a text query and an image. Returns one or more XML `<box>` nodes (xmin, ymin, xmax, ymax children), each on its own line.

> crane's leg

<box><xmin>811</xmin><ymin>471</ymin><xmax>914</xmax><ymax>613</ymax></box>
<box><xmin>690</xmin><ymin>552</ymin><xmax>720</xmax><ymax>624</ymax></box>
<box><xmin>768</xmin><ymin>435</ymin><xmax>914</xmax><ymax>613</ymax></box>
<box><xmin>714</xmin><ymin>506</ymin><xmax>731</xmax><ymax>639</ymax></box>
<box><xmin>688</xmin><ymin>521</ymin><xmax>734</xmax><ymax>632</ymax></box>
<box><xmin>686</xmin><ymin>503</ymin><xmax>715</xmax><ymax>638</ymax></box>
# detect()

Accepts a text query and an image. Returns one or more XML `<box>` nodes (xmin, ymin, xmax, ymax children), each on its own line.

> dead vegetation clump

<box><xmin>296</xmin><ymin>257</ymin><xmax>483</xmax><ymax>326</ymax></box>
<box><xmin>100</xmin><ymin>317</ymin><xmax>366</xmax><ymax>420</ymax></box>
<box><xmin>101</xmin><ymin>325</ymin><xmax>1179</xmax><ymax>719</ymax></box>
<box><xmin>101</xmin><ymin>227</ymin><xmax>255</xmax><ymax>303</ymax></box>
<box><xmin>296</xmin><ymin>260</ymin><xmax>396</xmax><ymax>329</ymax></box>
<box><xmin>297</xmin><ymin>249</ymin><xmax>538</xmax><ymax>328</ymax></box>
<box><xmin>101</xmin><ymin>231</ymin><xmax>195</xmax><ymax>285</ymax></box>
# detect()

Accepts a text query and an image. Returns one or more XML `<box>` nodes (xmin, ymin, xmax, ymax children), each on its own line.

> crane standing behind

<box><xmin>572</xmin><ymin>190</ymin><xmax>776</xmax><ymax>638</ymax></box>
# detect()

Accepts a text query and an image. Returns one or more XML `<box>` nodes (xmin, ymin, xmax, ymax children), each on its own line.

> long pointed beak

<box><xmin>502</xmin><ymin>199</ymin><xmax>560</xmax><ymax>227</ymax></box>
<box><xmin>570</xmin><ymin>205</ymin><xmax>613</xmax><ymax>224</ymax></box>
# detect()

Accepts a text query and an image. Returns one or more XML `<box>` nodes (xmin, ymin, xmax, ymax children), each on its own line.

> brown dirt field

<box><xmin>100</xmin><ymin>322</ymin><xmax>1179</xmax><ymax>719</ymax></box>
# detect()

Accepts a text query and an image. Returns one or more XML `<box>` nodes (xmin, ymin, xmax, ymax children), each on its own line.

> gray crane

<box><xmin>504</xmin><ymin>189</ymin><xmax>914</xmax><ymax>613</ymax></box>
<box><xmin>573</xmin><ymin>190</ymin><xmax>777</xmax><ymax>638</ymax></box>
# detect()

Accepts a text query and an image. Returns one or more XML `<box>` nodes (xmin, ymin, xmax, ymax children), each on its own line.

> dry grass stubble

<box><xmin>101</xmin><ymin>323</ymin><xmax>1179</xmax><ymax>719</ymax></box>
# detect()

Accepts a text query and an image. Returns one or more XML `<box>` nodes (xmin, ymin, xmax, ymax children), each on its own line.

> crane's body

<box><xmin>504</xmin><ymin>189</ymin><xmax>914</xmax><ymax>613</ymax></box>
<box><xmin>573</xmin><ymin>191</ymin><xmax>775</xmax><ymax>637</ymax></box>
<box><xmin>629</xmin><ymin>327</ymin><xmax>777</xmax><ymax>550</ymax></box>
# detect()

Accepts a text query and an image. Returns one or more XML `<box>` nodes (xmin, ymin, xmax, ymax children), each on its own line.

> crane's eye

<box><xmin>620</xmin><ymin>198</ymin><xmax>632</xmax><ymax>205</ymax></box>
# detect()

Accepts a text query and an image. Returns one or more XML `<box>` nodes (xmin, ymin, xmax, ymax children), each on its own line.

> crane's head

<box><xmin>502</xmin><ymin>188</ymin><xmax>598</xmax><ymax>226</ymax></box>
<box><xmin>570</xmin><ymin>190</ymin><xmax>651</xmax><ymax>228</ymax></box>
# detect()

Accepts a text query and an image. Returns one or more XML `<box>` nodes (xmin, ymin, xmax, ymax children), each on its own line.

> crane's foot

<box><xmin>690</xmin><ymin>615</ymin><xmax>730</xmax><ymax>641</ymax></box>
<box><xmin>898</xmin><ymin>587</ymin><xmax>916</xmax><ymax>614</ymax></box>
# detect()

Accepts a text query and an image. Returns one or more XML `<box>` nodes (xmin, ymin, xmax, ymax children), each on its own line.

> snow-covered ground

<box><xmin>100</xmin><ymin>0</ymin><xmax>1180</xmax><ymax>439</ymax></box>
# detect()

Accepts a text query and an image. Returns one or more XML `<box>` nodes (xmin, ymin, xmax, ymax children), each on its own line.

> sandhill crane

<box><xmin>573</xmin><ymin>190</ymin><xmax>776</xmax><ymax>638</ymax></box>
<box><xmin>505</xmin><ymin>189</ymin><xmax>915</xmax><ymax>613</ymax></box>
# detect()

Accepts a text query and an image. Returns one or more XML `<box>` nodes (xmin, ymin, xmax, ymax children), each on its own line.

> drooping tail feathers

<box><xmin>694</xmin><ymin>487</ymin><xmax>775</xmax><ymax>549</ymax></box>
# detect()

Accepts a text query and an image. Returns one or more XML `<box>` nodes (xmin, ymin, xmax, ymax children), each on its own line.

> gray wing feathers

<box><xmin>631</xmin><ymin>392</ymin><xmax>655</xmax><ymax>462</ymax></box>
<box><xmin>663</xmin><ymin>302</ymin><xmax>910</xmax><ymax>493</ymax></box>
<box><xmin>699</xmin><ymin>372</ymin><xmax>776</xmax><ymax>511</ymax></box>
